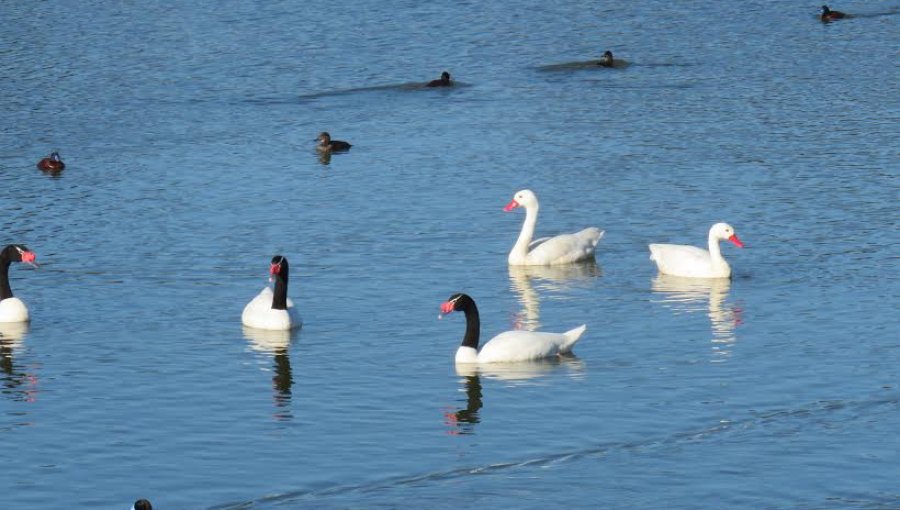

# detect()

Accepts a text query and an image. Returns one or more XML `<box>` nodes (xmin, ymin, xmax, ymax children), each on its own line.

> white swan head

<box><xmin>503</xmin><ymin>189</ymin><xmax>538</xmax><ymax>212</ymax></box>
<box><xmin>710</xmin><ymin>223</ymin><xmax>744</xmax><ymax>248</ymax></box>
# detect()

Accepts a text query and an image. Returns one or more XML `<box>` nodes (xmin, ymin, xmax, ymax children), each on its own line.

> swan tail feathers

<box><xmin>591</xmin><ymin>229</ymin><xmax>605</xmax><ymax>248</ymax></box>
<box><xmin>560</xmin><ymin>324</ymin><xmax>587</xmax><ymax>353</ymax></box>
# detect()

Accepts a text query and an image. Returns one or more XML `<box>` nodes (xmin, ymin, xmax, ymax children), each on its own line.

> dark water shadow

<box><xmin>294</xmin><ymin>81</ymin><xmax>472</xmax><ymax>102</ymax></box>
<box><xmin>207</xmin><ymin>392</ymin><xmax>898</xmax><ymax>509</ymax></box>
<box><xmin>818</xmin><ymin>7</ymin><xmax>899</xmax><ymax>21</ymax></box>
<box><xmin>537</xmin><ymin>59</ymin><xmax>632</xmax><ymax>71</ymax></box>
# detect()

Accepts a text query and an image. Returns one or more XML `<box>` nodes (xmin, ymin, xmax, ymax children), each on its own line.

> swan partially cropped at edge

<box><xmin>504</xmin><ymin>189</ymin><xmax>604</xmax><ymax>266</ymax></box>
<box><xmin>649</xmin><ymin>223</ymin><xmax>744</xmax><ymax>278</ymax></box>
<box><xmin>242</xmin><ymin>255</ymin><xmax>302</xmax><ymax>331</ymax></box>
<box><xmin>0</xmin><ymin>244</ymin><xmax>38</xmax><ymax>323</ymax></box>
<box><xmin>439</xmin><ymin>293</ymin><xmax>586</xmax><ymax>363</ymax></box>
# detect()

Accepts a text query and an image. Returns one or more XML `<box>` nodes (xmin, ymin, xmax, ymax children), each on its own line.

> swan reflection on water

<box><xmin>508</xmin><ymin>261</ymin><xmax>601</xmax><ymax>331</ymax></box>
<box><xmin>0</xmin><ymin>322</ymin><xmax>39</xmax><ymax>402</ymax></box>
<box><xmin>650</xmin><ymin>275</ymin><xmax>742</xmax><ymax>362</ymax></box>
<box><xmin>242</xmin><ymin>326</ymin><xmax>298</xmax><ymax>419</ymax></box>
<box><xmin>444</xmin><ymin>356</ymin><xmax>585</xmax><ymax>435</ymax></box>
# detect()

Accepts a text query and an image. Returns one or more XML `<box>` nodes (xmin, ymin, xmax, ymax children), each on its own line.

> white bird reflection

<box><xmin>242</xmin><ymin>326</ymin><xmax>299</xmax><ymax>419</ymax></box>
<box><xmin>508</xmin><ymin>261</ymin><xmax>601</xmax><ymax>331</ymax></box>
<box><xmin>454</xmin><ymin>355</ymin><xmax>586</xmax><ymax>381</ymax></box>
<box><xmin>650</xmin><ymin>275</ymin><xmax>742</xmax><ymax>362</ymax></box>
<box><xmin>0</xmin><ymin>322</ymin><xmax>38</xmax><ymax>402</ymax></box>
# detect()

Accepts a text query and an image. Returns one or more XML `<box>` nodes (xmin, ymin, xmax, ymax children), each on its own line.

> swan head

<box><xmin>440</xmin><ymin>293</ymin><xmax>474</xmax><ymax>317</ymax></box>
<box><xmin>503</xmin><ymin>189</ymin><xmax>538</xmax><ymax>212</ymax></box>
<box><xmin>711</xmin><ymin>223</ymin><xmax>744</xmax><ymax>248</ymax></box>
<box><xmin>269</xmin><ymin>255</ymin><xmax>290</xmax><ymax>281</ymax></box>
<box><xmin>1</xmin><ymin>244</ymin><xmax>38</xmax><ymax>267</ymax></box>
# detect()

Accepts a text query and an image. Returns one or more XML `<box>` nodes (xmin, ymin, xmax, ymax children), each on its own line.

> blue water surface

<box><xmin>1</xmin><ymin>1</ymin><xmax>898</xmax><ymax>509</ymax></box>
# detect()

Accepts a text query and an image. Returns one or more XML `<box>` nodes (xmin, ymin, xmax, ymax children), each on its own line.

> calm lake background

<box><xmin>2</xmin><ymin>1</ymin><xmax>898</xmax><ymax>508</ymax></box>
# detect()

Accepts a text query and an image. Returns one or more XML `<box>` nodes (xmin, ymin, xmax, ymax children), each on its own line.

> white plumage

<box><xmin>441</xmin><ymin>293</ymin><xmax>586</xmax><ymax>364</ymax></box>
<box><xmin>649</xmin><ymin>222</ymin><xmax>744</xmax><ymax>278</ymax></box>
<box><xmin>0</xmin><ymin>244</ymin><xmax>38</xmax><ymax>324</ymax></box>
<box><xmin>241</xmin><ymin>287</ymin><xmax>301</xmax><ymax>331</ymax></box>
<box><xmin>505</xmin><ymin>189</ymin><xmax>603</xmax><ymax>266</ymax></box>
<box><xmin>241</xmin><ymin>255</ymin><xmax>302</xmax><ymax>331</ymax></box>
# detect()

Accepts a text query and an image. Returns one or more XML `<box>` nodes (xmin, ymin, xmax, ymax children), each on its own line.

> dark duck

<box><xmin>426</xmin><ymin>71</ymin><xmax>453</xmax><ymax>87</ymax></box>
<box><xmin>37</xmin><ymin>151</ymin><xmax>65</xmax><ymax>171</ymax></box>
<box><xmin>821</xmin><ymin>5</ymin><xmax>846</xmax><ymax>21</ymax></box>
<box><xmin>598</xmin><ymin>50</ymin><xmax>615</xmax><ymax>68</ymax></box>
<box><xmin>316</xmin><ymin>132</ymin><xmax>352</xmax><ymax>152</ymax></box>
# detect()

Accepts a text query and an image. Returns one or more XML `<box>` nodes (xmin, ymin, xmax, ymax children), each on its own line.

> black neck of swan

<box><xmin>459</xmin><ymin>298</ymin><xmax>481</xmax><ymax>350</ymax></box>
<box><xmin>271</xmin><ymin>261</ymin><xmax>289</xmax><ymax>311</ymax></box>
<box><xmin>0</xmin><ymin>255</ymin><xmax>13</xmax><ymax>300</ymax></box>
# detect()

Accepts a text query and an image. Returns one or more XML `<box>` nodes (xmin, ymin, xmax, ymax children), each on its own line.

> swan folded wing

<box><xmin>527</xmin><ymin>228</ymin><xmax>603</xmax><ymax>265</ymax></box>
<box><xmin>241</xmin><ymin>287</ymin><xmax>301</xmax><ymax>330</ymax></box>
<box><xmin>0</xmin><ymin>297</ymin><xmax>30</xmax><ymax>323</ymax></box>
<box><xmin>649</xmin><ymin>244</ymin><xmax>714</xmax><ymax>276</ymax></box>
<box><xmin>477</xmin><ymin>330</ymin><xmax>574</xmax><ymax>363</ymax></box>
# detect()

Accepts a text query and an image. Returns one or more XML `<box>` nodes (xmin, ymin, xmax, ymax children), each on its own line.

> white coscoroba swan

<box><xmin>439</xmin><ymin>293</ymin><xmax>586</xmax><ymax>363</ymax></box>
<box><xmin>0</xmin><ymin>245</ymin><xmax>38</xmax><ymax>323</ymax></box>
<box><xmin>241</xmin><ymin>255</ymin><xmax>302</xmax><ymax>331</ymax></box>
<box><xmin>649</xmin><ymin>223</ymin><xmax>744</xmax><ymax>278</ymax></box>
<box><xmin>504</xmin><ymin>189</ymin><xmax>604</xmax><ymax>266</ymax></box>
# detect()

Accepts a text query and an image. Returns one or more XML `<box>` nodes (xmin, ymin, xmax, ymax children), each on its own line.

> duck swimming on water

<box><xmin>821</xmin><ymin>5</ymin><xmax>846</xmax><ymax>21</ymax></box>
<box><xmin>598</xmin><ymin>50</ymin><xmax>615</xmax><ymax>67</ymax></box>
<box><xmin>37</xmin><ymin>151</ymin><xmax>65</xmax><ymax>171</ymax></box>
<box><xmin>316</xmin><ymin>132</ymin><xmax>352</xmax><ymax>152</ymax></box>
<box><xmin>426</xmin><ymin>71</ymin><xmax>452</xmax><ymax>87</ymax></box>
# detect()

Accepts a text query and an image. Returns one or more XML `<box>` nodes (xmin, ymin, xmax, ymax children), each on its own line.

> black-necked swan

<box><xmin>504</xmin><ymin>189</ymin><xmax>604</xmax><ymax>266</ymax></box>
<box><xmin>0</xmin><ymin>245</ymin><xmax>38</xmax><ymax>323</ymax></box>
<box><xmin>649</xmin><ymin>223</ymin><xmax>744</xmax><ymax>278</ymax></box>
<box><xmin>241</xmin><ymin>255</ymin><xmax>302</xmax><ymax>331</ymax></box>
<box><xmin>439</xmin><ymin>293</ymin><xmax>586</xmax><ymax>363</ymax></box>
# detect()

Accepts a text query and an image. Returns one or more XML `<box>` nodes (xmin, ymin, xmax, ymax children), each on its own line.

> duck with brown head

<box><xmin>316</xmin><ymin>132</ymin><xmax>352</xmax><ymax>153</ymax></box>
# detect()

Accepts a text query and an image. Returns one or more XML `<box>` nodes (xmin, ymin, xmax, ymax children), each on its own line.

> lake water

<box><xmin>2</xmin><ymin>1</ymin><xmax>898</xmax><ymax>508</ymax></box>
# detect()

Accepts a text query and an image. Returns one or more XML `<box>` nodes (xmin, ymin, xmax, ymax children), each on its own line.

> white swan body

<box><xmin>505</xmin><ymin>189</ymin><xmax>603</xmax><ymax>266</ymax></box>
<box><xmin>241</xmin><ymin>287</ymin><xmax>301</xmax><ymax>331</ymax></box>
<box><xmin>241</xmin><ymin>255</ymin><xmax>302</xmax><ymax>331</ymax></box>
<box><xmin>649</xmin><ymin>223</ymin><xmax>744</xmax><ymax>278</ymax></box>
<box><xmin>0</xmin><ymin>245</ymin><xmax>37</xmax><ymax>323</ymax></box>
<box><xmin>455</xmin><ymin>326</ymin><xmax>587</xmax><ymax>364</ymax></box>
<box><xmin>0</xmin><ymin>298</ymin><xmax>29</xmax><ymax>323</ymax></box>
<box><xmin>441</xmin><ymin>293</ymin><xmax>586</xmax><ymax>364</ymax></box>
